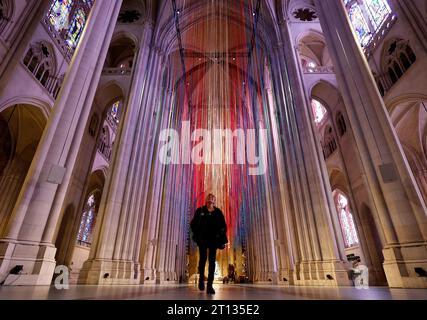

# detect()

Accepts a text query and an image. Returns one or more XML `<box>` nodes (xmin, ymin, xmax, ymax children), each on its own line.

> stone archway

<box><xmin>0</xmin><ymin>104</ymin><xmax>46</xmax><ymax>237</ymax></box>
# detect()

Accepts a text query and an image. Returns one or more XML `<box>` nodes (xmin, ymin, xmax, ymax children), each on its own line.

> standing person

<box><xmin>190</xmin><ymin>194</ymin><xmax>228</xmax><ymax>294</ymax></box>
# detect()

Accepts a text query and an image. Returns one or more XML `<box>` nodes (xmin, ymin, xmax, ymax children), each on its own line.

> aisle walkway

<box><xmin>0</xmin><ymin>284</ymin><xmax>426</xmax><ymax>300</ymax></box>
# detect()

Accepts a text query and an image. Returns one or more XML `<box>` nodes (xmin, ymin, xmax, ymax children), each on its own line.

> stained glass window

<box><xmin>311</xmin><ymin>99</ymin><xmax>327</xmax><ymax>125</ymax></box>
<box><xmin>77</xmin><ymin>193</ymin><xmax>97</xmax><ymax>245</ymax></box>
<box><xmin>67</xmin><ymin>8</ymin><xmax>86</xmax><ymax>48</ymax></box>
<box><xmin>344</xmin><ymin>0</ymin><xmax>392</xmax><ymax>47</ymax></box>
<box><xmin>47</xmin><ymin>0</ymin><xmax>94</xmax><ymax>52</ymax></box>
<box><xmin>348</xmin><ymin>3</ymin><xmax>372</xmax><ymax>46</ymax></box>
<box><xmin>110</xmin><ymin>101</ymin><xmax>121</xmax><ymax>124</ymax></box>
<box><xmin>366</xmin><ymin>0</ymin><xmax>392</xmax><ymax>29</ymax></box>
<box><xmin>48</xmin><ymin>0</ymin><xmax>73</xmax><ymax>32</ymax></box>
<box><xmin>334</xmin><ymin>190</ymin><xmax>359</xmax><ymax>248</ymax></box>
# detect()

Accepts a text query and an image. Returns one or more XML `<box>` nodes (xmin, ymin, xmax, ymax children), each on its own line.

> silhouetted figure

<box><xmin>228</xmin><ymin>264</ymin><xmax>236</xmax><ymax>283</ymax></box>
<box><xmin>190</xmin><ymin>194</ymin><xmax>227</xmax><ymax>294</ymax></box>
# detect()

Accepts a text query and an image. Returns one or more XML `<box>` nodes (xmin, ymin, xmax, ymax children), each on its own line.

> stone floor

<box><xmin>0</xmin><ymin>284</ymin><xmax>426</xmax><ymax>300</ymax></box>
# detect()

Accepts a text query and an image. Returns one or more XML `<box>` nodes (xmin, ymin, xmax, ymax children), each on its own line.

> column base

<box><xmin>0</xmin><ymin>240</ymin><xmax>57</xmax><ymax>286</ymax></box>
<box><xmin>383</xmin><ymin>243</ymin><xmax>427</xmax><ymax>288</ymax></box>
<box><xmin>155</xmin><ymin>270</ymin><xmax>178</xmax><ymax>284</ymax></box>
<box><xmin>278</xmin><ymin>268</ymin><xmax>294</xmax><ymax>285</ymax></box>
<box><xmin>78</xmin><ymin>259</ymin><xmax>140</xmax><ymax>285</ymax></box>
<box><xmin>141</xmin><ymin>268</ymin><xmax>156</xmax><ymax>284</ymax></box>
<box><xmin>293</xmin><ymin>260</ymin><xmax>352</xmax><ymax>286</ymax></box>
<box><xmin>253</xmin><ymin>271</ymin><xmax>279</xmax><ymax>284</ymax></box>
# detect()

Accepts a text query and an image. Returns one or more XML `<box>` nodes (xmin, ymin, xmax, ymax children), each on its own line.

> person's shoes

<box><xmin>206</xmin><ymin>285</ymin><xmax>215</xmax><ymax>294</ymax></box>
<box><xmin>198</xmin><ymin>280</ymin><xmax>205</xmax><ymax>291</ymax></box>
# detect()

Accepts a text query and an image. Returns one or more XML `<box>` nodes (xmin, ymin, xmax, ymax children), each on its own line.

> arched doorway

<box><xmin>0</xmin><ymin>104</ymin><xmax>46</xmax><ymax>237</ymax></box>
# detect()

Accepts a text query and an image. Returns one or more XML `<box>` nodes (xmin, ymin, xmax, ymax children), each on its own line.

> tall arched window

<box><xmin>347</xmin><ymin>1</ymin><xmax>372</xmax><ymax>46</ymax></box>
<box><xmin>77</xmin><ymin>192</ymin><xmax>98</xmax><ymax>246</ymax></box>
<box><xmin>344</xmin><ymin>0</ymin><xmax>392</xmax><ymax>47</ymax></box>
<box><xmin>97</xmin><ymin>100</ymin><xmax>122</xmax><ymax>161</ymax></box>
<box><xmin>66</xmin><ymin>8</ymin><xmax>86</xmax><ymax>48</ymax></box>
<box><xmin>333</xmin><ymin>190</ymin><xmax>359</xmax><ymax>248</ymax></box>
<box><xmin>46</xmin><ymin>0</ymin><xmax>94</xmax><ymax>55</ymax></box>
<box><xmin>110</xmin><ymin>100</ymin><xmax>121</xmax><ymax>124</ymax></box>
<box><xmin>365</xmin><ymin>0</ymin><xmax>392</xmax><ymax>29</ymax></box>
<box><xmin>48</xmin><ymin>0</ymin><xmax>73</xmax><ymax>32</ymax></box>
<box><xmin>311</xmin><ymin>99</ymin><xmax>327</xmax><ymax>125</ymax></box>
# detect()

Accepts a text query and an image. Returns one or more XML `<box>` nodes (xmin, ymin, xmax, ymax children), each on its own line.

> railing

<box><xmin>77</xmin><ymin>240</ymin><xmax>92</xmax><ymax>248</ymax></box>
<box><xmin>303</xmin><ymin>65</ymin><xmax>335</xmax><ymax>74</ymax></box>
<box><xmin>102</xmin><ymin>67</ymin><xmax>132</xmax><ymax>76</ymax></box>
<box><xmin>364</xmin><ymin>14</ymin><xmax>397</xmax><ymax>58</ymax></box>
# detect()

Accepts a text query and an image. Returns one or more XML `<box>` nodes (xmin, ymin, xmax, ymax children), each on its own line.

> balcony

<box><xmin>303</xmin><ymin>65</ymin><xmax>335</xmax><ymax>74</ymax></box>
<box><xmin>102</xmin><ymin>67</ymin><xmax>132</xmax><ymax>76</ymax></box>
<box><xmin>364</xmin><ymin>14</ymin><xmax>397</xmax><ymax>58</ymax></box>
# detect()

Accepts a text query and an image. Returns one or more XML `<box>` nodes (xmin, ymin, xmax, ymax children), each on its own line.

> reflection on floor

<box><xmin>0</xmin><ymin>284</ymin><xmax>426</xmax><ymax>300</ymax></box>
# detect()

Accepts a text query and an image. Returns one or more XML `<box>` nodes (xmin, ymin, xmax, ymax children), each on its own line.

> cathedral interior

<box><xmin>0</xmin><ymin>0</ymin><xmax>427</xmax><ymax>300</ymax></box>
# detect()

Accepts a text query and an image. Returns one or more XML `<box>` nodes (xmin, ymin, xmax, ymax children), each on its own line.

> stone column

<box><xmin>131</xmin><ymin>49</ymin><xmax>166</xmax><ymax>284</ymax></box>
<box><xmin>152</xmin><ymin>85</ymin><xmax>176</xmax><ymax>284</ymax></box>
<box><xmin>0</xmin><ymin>0</ymin><xmax>123</xmax><ymax>286</ymax></box>
<box><xmin>314</xmin><ymin>0</ymin><xmax>427</xmax><ymax>288</ymax></box>
<box><xmin>271</xmin><ymin>18</ymin><xmax>352</xmax><ymax>286</ymax></box>
<box><xmin>78</xmin><ymin>24</ymin><xmax>170</xmax><ymax>285</ymax></box>
<box><xmin>264</xmin><ymin>61</ymin><xmax>295</xmax><ymax>285</ymax></box>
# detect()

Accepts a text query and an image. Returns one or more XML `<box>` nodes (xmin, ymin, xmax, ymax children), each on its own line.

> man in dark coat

<box><xmin>190</xmin><ymin>194</ymin><xmax>227</xmax><ymax>294</ymax></box>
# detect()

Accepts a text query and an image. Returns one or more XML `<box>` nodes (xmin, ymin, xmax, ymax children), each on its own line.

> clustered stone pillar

<box><xmin>0</xmin><ymin>0</ymin><xmax>123</xmax><ymax>285</ymax></box>
<box><xmin>314</xmin><ymin>0</ymin><xmax>427</xmax><ymax>288</ymax></box>
<box><xmin>150</xmin><ymin>85</ymin><xmax>179</xmax><ymax>284</ymax></box>
<box><xmin>268</xmin><ymin>18</ymin><xmax>352</xmax><ymax>286</ymax></box>
<box><xmin>137</xmin><ymin>49</ymin><xmax>171</xmax><ymax>284</ymax></box>
<box><xmin>78</xmin><ymin>23</ymin><xmax>172</xmax><ymax>285</ymax></box>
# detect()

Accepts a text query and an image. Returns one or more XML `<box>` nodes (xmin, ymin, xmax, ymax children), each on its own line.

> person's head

<box><xmin>206</xmin><ymin>194</ymin><xmax>216</xmax><ymax>207</ymax></box>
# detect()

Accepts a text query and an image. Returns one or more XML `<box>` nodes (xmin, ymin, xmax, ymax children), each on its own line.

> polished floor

<box><xmin>0</xmin><ymin>284</ymin><xmax>426</xmax><ymax>300</ymax></box>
